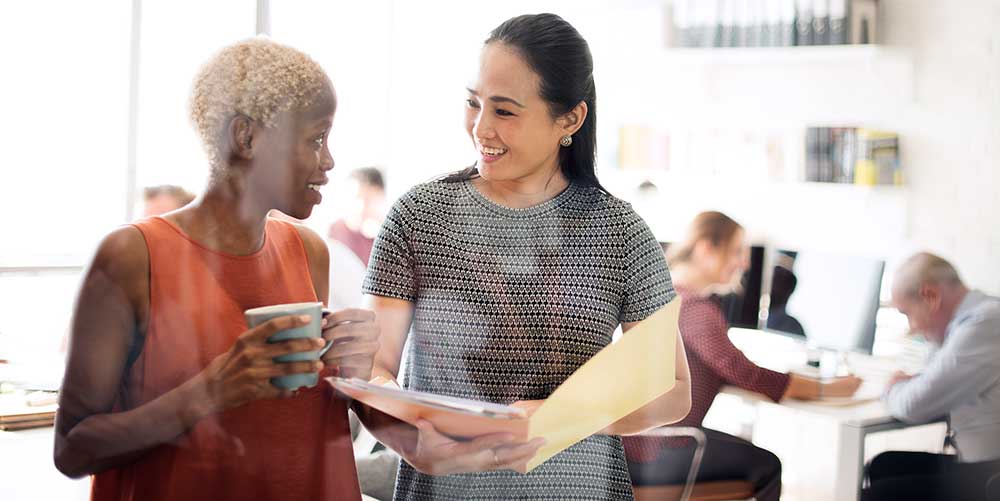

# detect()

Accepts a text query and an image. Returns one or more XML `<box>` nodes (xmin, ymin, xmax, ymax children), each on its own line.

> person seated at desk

<box><xmin>624</xmin><ymin>211</ymin><xmax>862</xmax><ymax>501</ymax></box>
<box><xmin>863</xmin><ymin>252</ymin><xmax>1000</xmax><ymax>501</ymax></box>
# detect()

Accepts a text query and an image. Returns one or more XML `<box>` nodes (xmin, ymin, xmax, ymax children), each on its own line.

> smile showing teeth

<box><xmin>481</xmin><ymin>146</ymin><xmax>507</xmax><ymax>155</ymax></box>
<box><xmin>307</xmin><ymin>184</ymin><xmax>321</xmax><ymax>191</ymax></box>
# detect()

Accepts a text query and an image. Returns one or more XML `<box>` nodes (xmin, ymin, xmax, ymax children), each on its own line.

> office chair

<box><xmin>631</xmin><ymin>426</ymin><xmax>755</xmax><ymax>501</ymax></box>
<box><xmin>986</xmin><ymin>471</ymin><xmax>1000</xmax><ymax>501</ymax></box>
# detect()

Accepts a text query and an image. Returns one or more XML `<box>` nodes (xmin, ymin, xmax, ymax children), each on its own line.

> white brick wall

<box><xmin>882</xmin><ymin>0</ymin><xmax>1000</xmax><ymax>294</ymax></box>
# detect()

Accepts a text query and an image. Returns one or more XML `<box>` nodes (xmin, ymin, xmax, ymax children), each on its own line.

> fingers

<box><xmin>322</xmin><ymin>320</ymin><xmax>379</xmax><ymax>344</ymax></box>
<box><xmin>261</xmin><ymin>337</ymin><xmax>327</xmax><ymax>360</ymax></box>
<box><xmin>323</xmin><ymin>308</ymin><xmax>376</xmax><ymax>327</ymax></box>
<box><xmin>260</xmin><ymin>360</ymin><xmax>325</xmax><ymax>378</ymax></box>
<box><xmin>492</xmin><ymin>438</ymin><xmax>546</xmax><ymax>471</ymax></box>
<box><xmin>246</xmin><ymin>314</ymin><xmax>313</xmax><ymax>342</ymax></box>
<box><xmin>321</xmin><ymin>339</ymin><xmax>380</xmax><ymax>360</ymax></box>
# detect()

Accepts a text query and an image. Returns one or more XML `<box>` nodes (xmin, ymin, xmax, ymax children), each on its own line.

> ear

<box><xmin>918</xmin><ymin>283</ymin><xmax>941</xmax><ymax>309</ymax></box>
<box><xmin>556</xmin><ymin>101</ymin><xmax>588</xmax><ymax>136</ymax></box>
<box><xmin>226</xmin><ymin>114</ymin><xmax>255</xmax><ymax>161</ymax></box>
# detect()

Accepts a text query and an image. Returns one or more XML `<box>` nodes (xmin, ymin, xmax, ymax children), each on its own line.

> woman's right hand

<box><xmin>402</xmin><ymin>419</ymin><xmax>545</xmax><ymax>476</ymax></box>
<box><xmin>189</xmin><ymin>314</ymin><xmax>326</xmax><ymax>416</ymax></box>
<box><xmin>821</xmin><ymin>375</ymin><xmax>864</xmax><ymax>398</ymax></box>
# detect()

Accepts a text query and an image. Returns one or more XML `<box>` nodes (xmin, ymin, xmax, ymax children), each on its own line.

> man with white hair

<box><xmin>862</xmin><ymin>252</ymin><xmax>1000</xmax><ymax>500</ymax></box>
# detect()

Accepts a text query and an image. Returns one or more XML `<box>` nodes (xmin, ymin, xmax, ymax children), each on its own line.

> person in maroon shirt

<box><xmin>623</xmin><ymin>211</ymin><xmax>862</xmax><ymax>501</ymax></box>
<box><xmin>328</xmin><ymin>167</ymin><xmax>385</xmax><ymax>266</ymax></box>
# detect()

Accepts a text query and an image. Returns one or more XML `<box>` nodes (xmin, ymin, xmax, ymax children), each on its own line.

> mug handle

<box><xmin>318</xmin><ymin>338</ymin><xmax>333</xmax><ymax>357</ymax></box>
<box><xmin>319</xmin><ymin>308</ymin><xmax>335</xmax><ymax>356</ymax></box>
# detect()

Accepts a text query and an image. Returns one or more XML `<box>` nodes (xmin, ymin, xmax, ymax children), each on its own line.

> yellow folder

<box><xmin>330</xmin><ymin>298</ymin><xmax>680</xmax><ymax>472</ymax></box>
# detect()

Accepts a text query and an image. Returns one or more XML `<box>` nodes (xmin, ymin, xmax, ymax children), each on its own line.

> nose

<box><xmin>472</xmin><ymin>109</ymin><xmax>496</xmax><ymax>142</ymax></box>
<box><xmin>320</xmin><ymin>146</ymin><xmax>334</xmax><ymax>171</ymax></box>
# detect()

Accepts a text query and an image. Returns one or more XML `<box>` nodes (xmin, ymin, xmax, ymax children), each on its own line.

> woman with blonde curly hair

<box><xmin>54</xmin><ymin>38</ymin><xmax>378</xmax><ymax>501</ymax></box>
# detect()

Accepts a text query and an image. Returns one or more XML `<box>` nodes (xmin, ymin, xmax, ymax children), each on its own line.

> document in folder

<box><xmin>328</xmin><ymin>298</ymin><xmax>680</xmax><ymax>472</ymax></box>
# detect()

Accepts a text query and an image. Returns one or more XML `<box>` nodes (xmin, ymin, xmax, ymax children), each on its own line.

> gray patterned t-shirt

<box><xmin>363</xmin><ymin>179</ymin><xmax>675</xmax><ymax>501</ymax></box>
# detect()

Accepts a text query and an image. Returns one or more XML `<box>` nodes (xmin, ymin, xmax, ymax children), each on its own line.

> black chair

<box><xmin>631</xmin><ymin>426</ymin><xmax>755</xmax><ymax>501</ymax></box>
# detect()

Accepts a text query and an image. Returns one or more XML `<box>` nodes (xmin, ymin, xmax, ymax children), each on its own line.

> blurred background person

<box><xmin>329</xmin><ymin>167</ymin><xmax>386</xmax><ymax>266</ymax></box>
<box><xmin>862</xmin><ymin>252</ymin><xmax>1000</xmax><ymax>501</ymax></box>
<box><xmin>624</xmin><ymin>211</ymin><xmax>862</xmax><ymax>501</ymax></box>
<box><xmin>142</xmin><ymin>184</ymin><xmax>195</xmax><ymax>217</ymax></box>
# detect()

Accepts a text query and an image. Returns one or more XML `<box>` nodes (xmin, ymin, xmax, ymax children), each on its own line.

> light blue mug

<box><xmin>244</xmin><ymin>302</ymin><xmax>332</xmax><ymax>391</ymax></box>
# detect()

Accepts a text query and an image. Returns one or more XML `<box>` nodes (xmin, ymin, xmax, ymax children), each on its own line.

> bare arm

<box><xmin>600</xmin><ymin>317</ymin><xmax>692</xmax><ymax>436</ymax></box>
<box><xmin>54</xmin><ymin>227</ymin><xmax>326</xmax><ymax>478</ymax></box>
<box><xmin>350</xmin><ymin>294</ymin><xmax>416</xmax><ymax>453</ymax></box>
<box><xmin>783</xmin><ymin>373</ymin><xmax>862</xmax><ymax>400</ymax></box>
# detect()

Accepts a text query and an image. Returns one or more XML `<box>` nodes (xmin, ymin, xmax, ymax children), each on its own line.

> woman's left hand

<box><xmin>320</xmin><ymin>308</ymin><xmax>380</xmax><ymax>380</ymax></box>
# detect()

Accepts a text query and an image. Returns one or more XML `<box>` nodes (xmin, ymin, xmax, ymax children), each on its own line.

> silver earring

<box><xmin>560</xmin><ymin>135</ymin><xmax>573</xmax><ymax>147</ymax></box>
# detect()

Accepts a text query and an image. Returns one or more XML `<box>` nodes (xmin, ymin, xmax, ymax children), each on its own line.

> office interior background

<box><xmin>1</xmin><ymin>1</ymin><xmax>998</xmax><ymax>500</ymax></box>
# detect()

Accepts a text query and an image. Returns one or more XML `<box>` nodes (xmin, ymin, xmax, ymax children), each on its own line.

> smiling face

<box><xmin>249</xmin><ymin>81</ymin><xmax>336</xmax><ymax>220</ymax></box>
<box><xmin>464</xmin><ymin>43</ymin><xmax>571</xmax><ymax>184</ymax></box>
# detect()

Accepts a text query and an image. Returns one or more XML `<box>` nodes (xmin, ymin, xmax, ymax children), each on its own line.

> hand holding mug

<box><xmin>320</xmin><ymin>308</ymin><xmax>380</xmax><ymax>381</ymax></box>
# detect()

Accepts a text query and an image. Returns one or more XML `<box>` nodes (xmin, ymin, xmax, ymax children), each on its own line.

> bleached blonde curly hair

<box><xmin>189</xmin><ymin>37</ymin><xmax>330</xmax><ymax>179</ymax></box>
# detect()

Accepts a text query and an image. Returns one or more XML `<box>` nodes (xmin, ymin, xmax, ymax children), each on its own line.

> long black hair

<box><xmin>443</xmin><ymin>13</ymin><xmax>606</xmax><ymax>194</ymax></box>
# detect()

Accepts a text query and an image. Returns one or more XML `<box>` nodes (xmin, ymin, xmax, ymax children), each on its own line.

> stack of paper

<box><xmin>0</xmin><ymin>392</ymin><xmax>58</xmax><ymax>431</ymax></box>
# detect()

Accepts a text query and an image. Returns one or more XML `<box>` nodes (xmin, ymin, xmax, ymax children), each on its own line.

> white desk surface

<box><xmin>714</xmin><ymin>328</ymin><xmax>945</xmax><ymax>501</ymax></box>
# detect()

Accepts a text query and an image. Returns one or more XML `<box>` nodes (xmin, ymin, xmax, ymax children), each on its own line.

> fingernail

<box><xmin>298</xmin><ymin>314</ymin><xmax>312</xmax><ymax>322</ymax></box>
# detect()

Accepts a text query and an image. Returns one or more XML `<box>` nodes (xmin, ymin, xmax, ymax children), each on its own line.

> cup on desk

<box><xmin>244</xmin><ymin>302</ymin><xmax>332</xmax><ymax>391</ymax></box>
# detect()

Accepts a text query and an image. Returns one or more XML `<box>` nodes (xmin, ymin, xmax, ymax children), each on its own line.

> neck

<box><xmin>939</xmin><ymin>285</ymin><xmax>972</xmax><ymax>336</ymax></box>
<box><xmin>670</xmin><ymin>263</ymin><xmax>716</xmax><ymax>297</ymax></box>
<box><xmin>179</xmin><ymin>175</ymin><xmax>270</xmax><ymax>255</ymax></box>
<box><xmin>476</xmin><ymin>162</ymin><xmax>569</xmax><ymax>209</ymax></box>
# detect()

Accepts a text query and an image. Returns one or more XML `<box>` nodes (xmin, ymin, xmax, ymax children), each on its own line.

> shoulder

<box><xmin>679</xmin><ymin>291</ymin><xmax>726</xmax><ymax>325</ymax></box>
<box><xmin>398</xmin><ymin>180</ymin><xmax>466</xmax><ymax>207</ymax></box>
<box><xmin>92</xmin><ymin>225</ymin><xmax>150</xmax><ymax>284</ymax></box>
<box><xmin>384</xmin><ymin>180</ymin><xmax>469</xmax><ymax>224</ymax></box>
<box><xmin>953</xmin><ymin>294</ymin><xmax>1000</xmax><ymax>347</ymax></box>
<box><xmin>281</xmin><ymin>220</ymin><xmax>330</xmax><ymax>266</ymax></box>
<box><xmin>83</xmin><ymin>225</ymin><xmax>150</xmax><ymax>314</ymax></box>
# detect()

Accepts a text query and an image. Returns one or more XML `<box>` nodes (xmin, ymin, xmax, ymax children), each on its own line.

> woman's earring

<box><xmin>559</xmin><ymin>135</ymin><xmax>573</xmax><ymax>147</ymax></box>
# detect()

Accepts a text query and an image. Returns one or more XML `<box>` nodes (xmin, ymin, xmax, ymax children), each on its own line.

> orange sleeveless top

<box><xmin>91</xmin><ymin>216</ymin><xmax>360</xmax><ymax>501</ymax></box>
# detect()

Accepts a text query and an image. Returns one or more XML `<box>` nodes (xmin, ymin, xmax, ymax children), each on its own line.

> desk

<box><xmin>711</xmin><ymin>329</ymin><xmax>946</xmax><ymax>501</ymax></box>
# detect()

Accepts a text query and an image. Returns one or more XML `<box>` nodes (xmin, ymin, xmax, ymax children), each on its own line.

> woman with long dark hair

<box><xmin>354</xmin><ymin>13</ymin><xmax>691</xmax><ymax>500</ymax></box>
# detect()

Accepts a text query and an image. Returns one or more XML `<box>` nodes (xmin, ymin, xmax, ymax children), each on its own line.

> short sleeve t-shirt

<box><xmin>364</xmin><ymin>179</ymin><xmax>675</xmax><ymax>500</ymax></box>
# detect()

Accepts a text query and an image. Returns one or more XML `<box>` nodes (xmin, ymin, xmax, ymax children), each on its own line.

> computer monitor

<box><xmin>719</xmin><ymin>245</ymin><xmax>765</xmax><ymax>329</ymax></box>
<box><xmin>766</xmin><ymin>249</ymin><xmax>885</xmax><ymax>354</ymax></box>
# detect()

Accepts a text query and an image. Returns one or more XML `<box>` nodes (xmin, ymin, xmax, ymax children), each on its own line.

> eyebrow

<box><xmin>466</xmin><ymin>88</ymin><xmax>526</xmax><ymax>108</ymax></box>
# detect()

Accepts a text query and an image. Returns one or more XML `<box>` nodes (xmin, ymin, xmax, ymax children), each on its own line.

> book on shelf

<box><xmin>812</xmin><ymin>0</ymin><xmax>831</xmax><ymax>45</ymax></box>
<box><xmin>665</xmin><ymin>0</ymin><xmax>877</xmax><ymax>47</ymax></box>
<box><xmin>803</xmin><ymin>126</ymin><xmax>900</xmax><ymax>185</ymax></box>
<box><xmin>849</xmin><ymin>0</ymin><xmax>879</xmax><ymax>44</ymax></box>
<box><xmin>795</xmin><ymin>0</ymin><xmax>814</xmax><ymax>46</ymax></box>
<box><xmin>829</xmin><ymin>0</ymin><xmax>849</xmax><ymax>45</ymax></box>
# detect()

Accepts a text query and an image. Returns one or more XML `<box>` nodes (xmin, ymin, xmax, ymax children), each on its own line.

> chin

<box><xmin>476</xmin><ymin>161</ymin><xmax>514</xmax><ymax>182</ymax></box>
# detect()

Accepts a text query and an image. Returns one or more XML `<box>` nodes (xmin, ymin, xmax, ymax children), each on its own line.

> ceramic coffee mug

<box><xmin>244</xmin><ymin>301</ymin><xmax>332</xmax><ymax>391</ymax></box>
